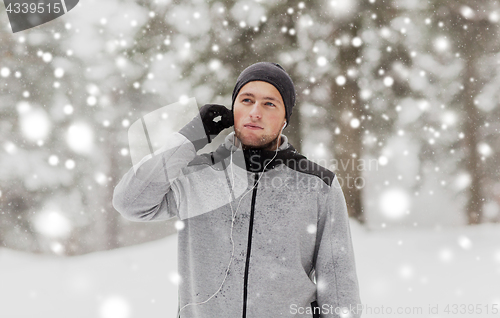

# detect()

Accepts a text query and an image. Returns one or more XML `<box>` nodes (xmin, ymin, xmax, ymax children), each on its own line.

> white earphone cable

<box><xmin>177</xmin><ymin>123</ymin><xmax>285</xmax><ymax>317</ymax></box>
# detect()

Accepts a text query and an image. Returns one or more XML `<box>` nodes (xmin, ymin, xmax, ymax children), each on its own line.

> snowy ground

<box><xmin>1</xmin><ymin>221</ymin><xmax>500</xmax><ymax>318</ymax></box>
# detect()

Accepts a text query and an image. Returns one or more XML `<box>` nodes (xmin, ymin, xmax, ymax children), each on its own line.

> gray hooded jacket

<box><xmin>112</xmin><ymin>131</ymin><xmax>362</xmax><ymax>318</ymax></box>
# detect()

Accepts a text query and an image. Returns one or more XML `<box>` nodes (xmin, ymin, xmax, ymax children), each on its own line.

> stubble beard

<box><xmin>235</xmin><ymin>128</ymin><xmax>282</xmax><ymax>151</ymax></box>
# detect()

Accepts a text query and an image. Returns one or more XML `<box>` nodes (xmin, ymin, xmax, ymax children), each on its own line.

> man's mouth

<box><xmin>244</xmin><ymin>124</ymin><xmax>263</xmax><ymax>130</ymax></box>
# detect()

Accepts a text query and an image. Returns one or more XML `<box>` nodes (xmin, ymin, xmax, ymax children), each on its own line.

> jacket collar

<box><xmin>221</xmin><ymin>132</ymin><xmax>294</xmax><ymax>173</ymax></box>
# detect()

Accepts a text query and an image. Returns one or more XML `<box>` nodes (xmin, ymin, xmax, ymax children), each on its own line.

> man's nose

<box><xmin>249</xmin><ymin>103</ymin><xmax>262</xmax><ymax>119</ymax></box>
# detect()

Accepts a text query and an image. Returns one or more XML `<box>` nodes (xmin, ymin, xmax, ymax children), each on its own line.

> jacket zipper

<box><xmin>242</xmin><ymin>172</ymin><xmax>259</xmax><ymax>318</ymax></box>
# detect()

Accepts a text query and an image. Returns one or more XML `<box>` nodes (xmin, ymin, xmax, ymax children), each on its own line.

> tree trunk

<box><xmin>329</xmin><ymin>79</ymin><xmax>366</xmax><ymax>224</ymax></box>
<box><xmin>462</xmin><ymin>58</ymin><xmax>483</xmax><ymax>224</ymax></box>
<box><xmin>328</xmin><ymin>24</ymin><xmax>366</xmax><ymax>224</ymax></box>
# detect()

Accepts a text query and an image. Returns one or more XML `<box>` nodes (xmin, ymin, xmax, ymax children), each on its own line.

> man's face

<box><xmin>233</xmin><ymin>81</ymin><xmax>286</xmax><ymax>150</ymax></box>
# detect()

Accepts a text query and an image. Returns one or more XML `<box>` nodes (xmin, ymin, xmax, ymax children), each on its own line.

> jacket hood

<box><xmin>217</xmin><ymin>132</ymin><xmax>300</xmax><ymax>173</ymax></box>
<box><xmin>188</xmin><ymin>132</ymin><xmax>304</xmax><ymax>173</ymax></box>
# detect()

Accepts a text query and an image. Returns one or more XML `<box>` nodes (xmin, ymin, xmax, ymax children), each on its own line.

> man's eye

<box><xmin>266</xmin><ymin>102</ymin><xmax>275</xmax><ymax>107</ymax></box>
<box><xmin>242</xmin><ymin>98</ymin><xmax>251</xmax><ymax>103</ymax></box>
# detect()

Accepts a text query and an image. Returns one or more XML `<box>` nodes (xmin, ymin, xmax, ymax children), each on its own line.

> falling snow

<box><xmin>1</xmin><ymin>1</ymin><xmax>500</xmax><ymax>316</ymax></box>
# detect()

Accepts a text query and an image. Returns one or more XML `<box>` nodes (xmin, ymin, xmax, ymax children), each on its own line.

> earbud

<box><xmin>282</xmin><ymin>121</ymin><xmax>287</xmax><ymax>131</ymax></box>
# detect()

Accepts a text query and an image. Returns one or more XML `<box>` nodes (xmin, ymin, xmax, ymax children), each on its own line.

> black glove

<box><xmin>179</xmin><ymin>104</ymin><xmax>234</xmax><ymax>151</ymax></box>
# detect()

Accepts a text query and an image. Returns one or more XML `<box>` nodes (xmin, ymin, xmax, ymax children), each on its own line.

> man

<box><xmin>113</xmin><ymin>62</ymin><xmax>362</xmax><ymax>317</ymax></box>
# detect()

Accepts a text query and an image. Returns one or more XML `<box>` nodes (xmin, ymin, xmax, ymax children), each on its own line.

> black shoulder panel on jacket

<box><xmin>281</xmin><ymin>148</ymin><xmax>335</xmax><ymax>187</ymax></box>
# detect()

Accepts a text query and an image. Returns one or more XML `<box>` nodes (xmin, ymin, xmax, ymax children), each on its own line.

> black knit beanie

<box><xmin>231</xmin><ymin>62</ymin><xmax>295</xmax><ymax>128</ymax></box>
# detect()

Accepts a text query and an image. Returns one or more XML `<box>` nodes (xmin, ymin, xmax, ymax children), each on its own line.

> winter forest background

<box><xmin>1</xmin><ymin>0</ymin><xmax>500</xmax><ymax>317</ymax></box>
